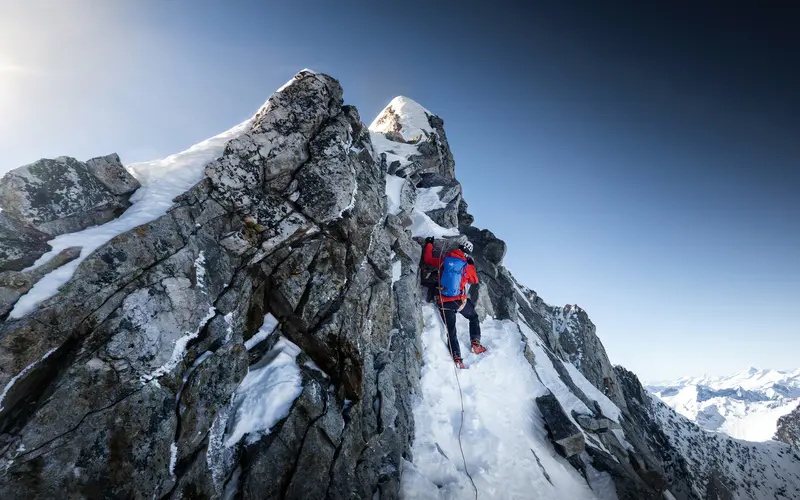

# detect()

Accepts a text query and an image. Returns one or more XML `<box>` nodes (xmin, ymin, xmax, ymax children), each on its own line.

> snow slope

<box><xmin>402</xmin><ymin>305</ymin><xmax>613</xmax><ymax>500</ymax></box>
<box><xmin>648</xmin><ymin>368</ymin><xmax>800</xmax><ymax>441</ymax></box>
<box><xmin>650</xmin><ymin>395</ymin><xmax>800</xmax><ymax>499</ymax></box>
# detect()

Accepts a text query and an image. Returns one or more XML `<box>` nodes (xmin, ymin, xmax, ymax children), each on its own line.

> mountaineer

<box><xmin>423</xmin><ymin>237</ymin><xmax>487</xmax><ymax>369</ymax></box>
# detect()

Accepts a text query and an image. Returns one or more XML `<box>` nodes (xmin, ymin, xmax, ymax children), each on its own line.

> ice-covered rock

<box><xmin>0</xmin><ymin>154</ymin><xmax>140</xmax><ymax>237</ymax></box>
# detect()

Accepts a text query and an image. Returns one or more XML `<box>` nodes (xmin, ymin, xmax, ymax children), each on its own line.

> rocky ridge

<box><xmin>0</xmin><ymin>71</ymin><xmax>798</xmax><ymax>499</ymax></box>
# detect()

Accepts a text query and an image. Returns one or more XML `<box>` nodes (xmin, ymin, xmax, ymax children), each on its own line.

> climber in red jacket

<box><xmin>423</xmin><ymin>236</ymin><xmax>487</xmax><ymax>369</ymax></box>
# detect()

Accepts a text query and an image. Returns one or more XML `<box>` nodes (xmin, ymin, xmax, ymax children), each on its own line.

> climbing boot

<box><xmin>454</xmin><ymin>356</ymin><xmax>466</xmax><ymax>369</ymax></box>
<box><xmin>471</xmin><ymin>340</ymin><xmax>487</xmax><ymax>355</ymax></box>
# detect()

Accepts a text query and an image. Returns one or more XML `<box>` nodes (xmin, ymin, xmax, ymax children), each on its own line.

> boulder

<box><xmin>536</xmin><ymin>392</ymin><xmax>585</xmax><ymax>457</ymax></box>
<box><xmin>0</xmin><ymin>154</ymin><xmax>140</xmax><ymax>237</ymax></box>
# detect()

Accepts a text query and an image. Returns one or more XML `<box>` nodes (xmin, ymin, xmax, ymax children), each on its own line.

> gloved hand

<box><xmin>424</xmin><ymin>236</ymin><xmax>435</xmax><ymax>245</ymax></box>
<box><xmin>466</xmin><ymin>256</ymin><xmax>474</xmax><ymax>265</ymax></box>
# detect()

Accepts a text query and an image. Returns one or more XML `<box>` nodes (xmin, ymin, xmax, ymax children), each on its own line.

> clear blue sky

<box><xmin>2</xmin><ymin>1</ymin><xmax>797</xmax><ymax>381</ymax></box>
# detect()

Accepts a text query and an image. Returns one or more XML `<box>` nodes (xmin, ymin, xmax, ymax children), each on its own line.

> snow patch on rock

<box><xmin>244</xmin><ymin>314</ymin><xmax>279</xmax><ymax>351</ymax></box>
<box><xmin>224</xmin><ymin>336</ymin><xmax>303</xmax><ymax>446</ymax></box>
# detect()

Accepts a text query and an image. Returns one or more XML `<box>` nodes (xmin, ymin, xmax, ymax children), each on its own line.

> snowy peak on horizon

<box><xmin>369</xmin><ymin>96</ymin><xmax>435</xmax><ymax>143</ymax></box>
<box><xmin>648</xmin><ymin>367</ymin><xmax>800</xmax><ymax>442</ymax></box>
<box><xmin>648</xmin><ymin>367</ymin><xmax>800</xmax><ymax>396</ymax></box>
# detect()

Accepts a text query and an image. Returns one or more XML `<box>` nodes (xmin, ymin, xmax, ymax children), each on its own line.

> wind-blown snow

<box><xmin>402</xmin><ymin>304</ymin><xmax>608</xmax><ymax>499</ymax></box>
<box><xmin>244</xmin><ymin>314</ymin><xmax>279</xmax><ymax>351</ymax></box>
<box><xmin>224</xmin><ymin>336</ymin><xmax>303</xmax><ymax>447</ymax></box>
<box><xmin>369</xmin><ymin>96</ymin><xmax>434</xmax><ymax>142</ymax></box>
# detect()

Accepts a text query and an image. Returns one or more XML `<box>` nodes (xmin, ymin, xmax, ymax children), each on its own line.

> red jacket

<box><xmin>423</xmin><ymin>243</ymin><xmax>479</xmax><ymax>302</ymax></box>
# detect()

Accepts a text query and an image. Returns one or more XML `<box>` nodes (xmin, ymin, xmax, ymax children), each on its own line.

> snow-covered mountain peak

<box><xmin>369</xmin><ymin>96</ymin><xmax>435</xmax><ymax>143</ymax></box>
<box><xmin>648</xmin><ymin>367</ymin><xmax>800</xmax><ymax>442</ymax></box>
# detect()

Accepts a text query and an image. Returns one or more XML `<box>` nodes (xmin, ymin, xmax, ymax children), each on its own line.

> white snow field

<box><xmin>401</xmin><ymin>304</ymin><xmax>615</xmax><ymax>500</ymax></box>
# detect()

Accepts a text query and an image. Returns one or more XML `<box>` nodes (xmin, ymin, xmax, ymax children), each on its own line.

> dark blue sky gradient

<box><xmin>1</xmin><ymin>1</ymin><xmax>797</xmax><ymax>379</ymax></box>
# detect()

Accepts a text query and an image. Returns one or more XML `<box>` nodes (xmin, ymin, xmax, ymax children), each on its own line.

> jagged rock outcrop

<box><xmin>536</xmin><ymin>393</ymin><xmax>585</xmax><ymax>457</ymax></box>
<box><xmin>0</xmin><ymin>71</ymin><xmax>422</xmax><ymax>499</ymax></box>
<box><xmin>0</xmin><ymin>154</ymin><xmax>140</xmax><ymax>239</ymax></box>
<box><xmin>776</xmin><ymin>401</ymin><xmax>800</xmax><ymax>449</ymax></box>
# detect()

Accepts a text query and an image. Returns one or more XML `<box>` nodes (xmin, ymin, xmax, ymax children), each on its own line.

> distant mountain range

<box><xmin>647</xmin><ymin>368</ymin><xmax>800</xmax><ymax>441</ymax></box>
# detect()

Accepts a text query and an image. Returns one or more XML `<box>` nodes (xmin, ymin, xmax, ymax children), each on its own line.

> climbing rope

<box><xmin>435</xmin><ymin>239</ymin><xmax>479</xmax><ymax>500</ymax></box>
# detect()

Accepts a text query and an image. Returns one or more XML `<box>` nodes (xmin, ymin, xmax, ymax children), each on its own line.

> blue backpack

<box><xmin>439</xmin><ymin>256</ymin><xmax>468</xmax><ymax>297</ymax></box>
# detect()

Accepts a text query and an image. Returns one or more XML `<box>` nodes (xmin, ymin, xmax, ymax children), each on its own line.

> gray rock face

<box><xmin>573</xmin><ymin>411</ymin><xmax>618</xmax><ymax>433</ymax></box>
<box><xmin>536</xmin><ymin>393</ymin><xmax>585</xmax><ymax>457</ymax></box>
<box><xmin>775</xmin><ymin>401</ymin><xmax>800</xmax><ymax>449</ymax></box>
<box><xmin>0</xmin><ymin>214</ymin><xmax>51</xmax><ymax>272</ymax></box>
<box><xmin>85</xmin><ymin>153</ymin><xmax>142</xmax><ymax>195</ymax></box>
<box><xmin>0</xmin><ymin>246</ymin><xmax>81</xmax><ymax>319</ymax></box>
<box><xmin>0</xmin><ymin>72</ymin><xmax>421</xmax><ymax>500</ymax></box>
<box><xmin>416</xmin><ymin>174</ymin><xmax>461</xmax><ymax>228</ymax></box>
<box><xmin>548</xmin><ymin>305</ymin><xmax>629</xmax><ymax>413</ymax></box>
<box><xmin>0</xmin><ymin>154</ymin><xmax>140</xmax><ymax>237</ymax></box>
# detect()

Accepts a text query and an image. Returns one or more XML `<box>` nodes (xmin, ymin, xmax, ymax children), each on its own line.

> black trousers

<box><xmin>438</xmin><ymin>298</ymin><xmax>481</xmax><ymax>359</ymax></box>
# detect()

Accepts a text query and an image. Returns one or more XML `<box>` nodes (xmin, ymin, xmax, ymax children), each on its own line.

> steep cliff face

<box><xmin>776</xmin><ymin>402</ymin><xmax>800</xmax><ymax>450</ymax></box>
<box><xmin>0</xmin><ymin>71</ymin><xmax>798</xmax><ymax>500</ymax></box>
